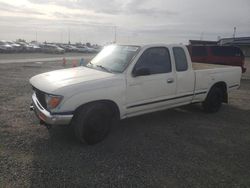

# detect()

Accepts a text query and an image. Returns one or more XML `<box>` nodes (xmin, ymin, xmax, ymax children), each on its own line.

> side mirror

<box><xmin>133</xmin><ymin>67</ymin><xmax>150</xmax><ymax>77</ymax></box>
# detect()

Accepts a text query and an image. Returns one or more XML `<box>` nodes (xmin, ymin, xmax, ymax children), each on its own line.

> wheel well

<box><xmin>74</xmin><ymin>100</ymin><xmax>120</xmax><ymax>120</ymax></box>
<box><xmin>210</xmin><ymin>82</ymin><xmax>228</xmax><ymax>103</ymax></box>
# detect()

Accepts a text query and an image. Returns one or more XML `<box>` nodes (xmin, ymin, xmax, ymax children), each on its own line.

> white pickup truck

<box><xmin>30</xmin><ymin>44</ymin><xmax>241</xmax><ymax>144</ymax></box>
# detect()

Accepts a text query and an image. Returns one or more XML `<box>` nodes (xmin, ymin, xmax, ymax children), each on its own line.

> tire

<box><xmin>72</xmin><ymin>103</ymin><xmax>113</xmax><ymax>145</ymax></box>
<box><xmin>202</xmin><ymin>87</ymin><xmax>223</xmax><ymax>113</ymax></box>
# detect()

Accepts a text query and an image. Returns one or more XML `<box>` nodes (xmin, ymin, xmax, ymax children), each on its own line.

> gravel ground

<box><xmin>0</xmin><ymin>57</ymin><xmax>250</xmax><ymax>187</ymax></box>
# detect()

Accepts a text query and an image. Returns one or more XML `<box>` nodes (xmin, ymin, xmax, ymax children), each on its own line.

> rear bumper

<box><xmin>30</xmin><ymin>93</ymin><xmax>73</xmax><ymax>125</ymax></box>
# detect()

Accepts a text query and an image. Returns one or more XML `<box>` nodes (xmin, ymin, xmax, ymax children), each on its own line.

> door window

<box><xmin>173</xmin><ymin>47</ymin><xmax>188</xmax><ymax>72</ymax></box>
<box><xmin>134</xmin><ymin>47</ymin><xmax>172</xmax><ymax>75</ymax></box>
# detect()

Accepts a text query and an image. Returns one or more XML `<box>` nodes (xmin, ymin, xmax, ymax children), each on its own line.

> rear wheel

<box><xmin>202</xmin><ymin>87</ymin><xmax>223</xmax><ymax>113</ymax></box>
<box><xmin>72</xmin><ymin>103</ymin><xmax>112</xmax><ymax>145</ymax></box>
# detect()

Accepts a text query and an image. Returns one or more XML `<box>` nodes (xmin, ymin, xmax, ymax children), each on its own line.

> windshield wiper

<box><xmin>87</xmin><ymin>62</ymin><xmax>113</xmax><ymax>73</ymax></box>
<box><xmin>95</xmin><ymin>65</ymin><xmax>113</xmax><ymax>73</ymax></box>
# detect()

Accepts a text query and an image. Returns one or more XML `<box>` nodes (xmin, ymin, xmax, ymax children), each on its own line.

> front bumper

<box><xmin>30</xmin><ymin>93</ymin><xmax>73</xmax><ymax>125</ymax></box>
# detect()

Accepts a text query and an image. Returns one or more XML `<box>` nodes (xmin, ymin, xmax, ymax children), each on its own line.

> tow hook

<box><xmin>30</xmin><ymin>104</ymin><xmax>34</xmax><ymax>111</ymax></box>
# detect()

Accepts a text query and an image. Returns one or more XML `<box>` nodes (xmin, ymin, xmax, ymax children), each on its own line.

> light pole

<box><xmin>114</xmin><ymin>26</ymin><xmax>117</xmax><ymax>43</ymax></box>
<box><xmin>233</xmin><ymin>27</ymin><xmax>237</xmax><ymax>38</ymax></box>
<box><xmin>68</xmin><ymin>28</ymin><xmax>71</xmax><ymax>44</ymax></box>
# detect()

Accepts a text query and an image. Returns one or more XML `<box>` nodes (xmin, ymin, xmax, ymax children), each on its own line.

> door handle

<box><xmin>167</xmin><ymin>78</ymin><xmax>174</xmax><ymax>83</ymax></box>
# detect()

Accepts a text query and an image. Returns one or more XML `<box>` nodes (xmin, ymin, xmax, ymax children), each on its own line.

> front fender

<box><xmin>57</xmin><ymin>85</ymin><xmax>126</xmax><ymax>119</ymax></box>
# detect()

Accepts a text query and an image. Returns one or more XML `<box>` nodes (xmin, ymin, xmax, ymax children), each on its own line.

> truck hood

<box><xmin>30</xmin><ymin>67</ymin><xmax>114</xmax><ymax>93</ymax></box>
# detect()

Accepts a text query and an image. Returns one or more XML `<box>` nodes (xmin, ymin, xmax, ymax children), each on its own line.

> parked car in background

<box><xmin>86</xmin><ymin>47</ymin><xmax>99</xmax><ymax>53</ymax></box>
<box><xmin>68</xmin><ymin>45</ymin><xmax>79</xmax><ymax>52</ymax></box>
<box><xmin>60</xmin><ymin>44</ymin><xmax>78</xmax><ymax>52</ymax></box>
<box><xmin>187</xmin><ymin>45</ymin><xmax>247</xmax><ymax>73</ymax></box>
<box><xmin>16</xmin><ymin>42</ymin><xmax>34</xmax><ymax>52</ymax></box>
<box><xmin>76</xmin><ymin>44</ymin><xmax>99</xmax><ymax>53</ymax></box>
<box><xmin>0</xmin><ymin>40</ymin><xmax>102</xmax><ymax>54</ymax></box>
<box><xmin>92</xmin><ymin>46</ymin><xmax>102</xmax><ymax>53</ymax></box>
<box><xmin>41</xmin><ymin>44</ymin><xmax>65</xmax><ymax>54</ymax></box>
<box><xmin>31</xmin><ymin>44</ymin><xmax>41</xmax><ymax>52</ymax></box>
<box><xmin>0</xmin><ymin>40</ymin><xmax>13</xmax><ymax>53</ymax></box>
<box><xmin>77</xmin><ymin>46</ymin><xmax>88</xmax><ymax>53</ymax></box>
<box><xmin>6</xmin><ymin>41</ymin><xmax>22</xmax><ymax>52</ymax></box>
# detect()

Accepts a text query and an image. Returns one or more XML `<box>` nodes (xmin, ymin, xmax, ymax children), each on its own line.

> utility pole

<box><xmin>200</xmin><ymin>32</ymin><xmax>204</xmax><ymax>40</ymax></box>
<box><xmin>114</xmin><ymin>26</ymin><xmax>117</xmax><ymax>43</ymax></box>
<box><xmin>60</xmin><ymin>31</ymin><xmax>63</xmax><ymax>43</ymax></box>
<box><xmin>68</xmin><ymin>28</ymin><xmax>71</xmax><ymax>44</ymax></box>
<box><xmin>233</xmin><ymin>27</ymin><xmax>237</xmax><ymax>38</ymax></box>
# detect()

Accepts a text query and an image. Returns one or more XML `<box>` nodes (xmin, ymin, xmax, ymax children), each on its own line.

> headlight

<box><xmin>45</xmin><ymin>94</ymin><xmax>63</xmax><ymax>110</ymax></box>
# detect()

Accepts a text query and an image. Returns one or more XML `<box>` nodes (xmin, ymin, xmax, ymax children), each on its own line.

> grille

<box><xmin>33</xmin><ymin>87</ymin><xmax>47</xmax><ymax>110</ymax></box>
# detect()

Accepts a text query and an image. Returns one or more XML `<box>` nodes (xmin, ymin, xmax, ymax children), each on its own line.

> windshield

<box><xmin>87</xmin><ymin>45</ymin><xmax>140</xmax><ymax>73</ymax></box>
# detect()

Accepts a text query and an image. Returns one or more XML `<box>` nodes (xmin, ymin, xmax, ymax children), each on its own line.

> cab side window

<box><xmin>134</xmin><ymin>47</ymin><xmax>172</xmax><ymax>75</ymax></box>
<box><xmin>173</xmin><ymin>47</ymin><xmax>188</xmax><ymax>72</ymax></box>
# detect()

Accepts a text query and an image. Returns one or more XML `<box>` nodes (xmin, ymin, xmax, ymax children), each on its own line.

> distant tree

<box><xmin>86</xmin><ymin>42</ymin><xmax>91</xmax><ymax>47</ymax></box>
<box><xmin>16</xmin><ymin>39</ymin><xmax>26</xmax><ymax>42</ymax></box>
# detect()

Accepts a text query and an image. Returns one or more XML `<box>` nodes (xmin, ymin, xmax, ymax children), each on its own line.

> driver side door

<box><xmin>125</xmin><ymin>47</ymin><xmax>177</xmax><ymax>116</ymax></box>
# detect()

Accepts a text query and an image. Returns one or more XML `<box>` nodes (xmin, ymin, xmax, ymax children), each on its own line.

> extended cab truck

<box><xmin>29</xmin><ymin>44</ymin><xmax>242</xmax><ymax>144</ymax></box>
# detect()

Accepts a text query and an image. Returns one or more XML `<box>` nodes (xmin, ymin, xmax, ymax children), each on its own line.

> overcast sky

<box><xmin>0</xmin><ymin>0</ymin><xmax>249</xmax><ymax>44</ymax></box>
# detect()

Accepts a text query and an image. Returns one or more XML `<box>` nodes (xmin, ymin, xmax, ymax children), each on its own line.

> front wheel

<box><xmin>72</xmin><ymin>103</ymin><xmax>112</xmax><ymax>145</ymax></box>
<box><xmin>202</xmin><ymin>87</ymin><xmax>223</xmax><ymax>113</ymax></box>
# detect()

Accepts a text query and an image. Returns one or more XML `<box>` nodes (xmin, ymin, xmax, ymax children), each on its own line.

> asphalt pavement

<box><xmin>0</xmin><ymin>53</ymin><xmax>95</xmax><ymax>64</ymax></box>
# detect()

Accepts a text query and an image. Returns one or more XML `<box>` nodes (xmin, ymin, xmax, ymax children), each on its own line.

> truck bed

<box><xmin>192</xmin><ymin>62</ymin><xmax>232</xmax><ymax>70</ymax></box>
